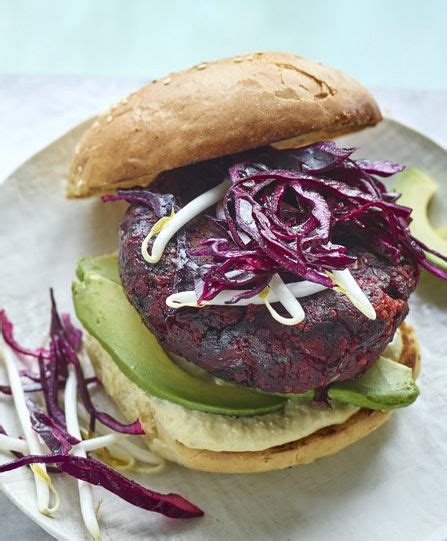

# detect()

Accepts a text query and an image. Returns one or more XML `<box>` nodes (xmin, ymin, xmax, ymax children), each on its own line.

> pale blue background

<box><xmin>1</xmin><ymin>0</ymin><xmax>446</xmax><ymax>89</ymax></box>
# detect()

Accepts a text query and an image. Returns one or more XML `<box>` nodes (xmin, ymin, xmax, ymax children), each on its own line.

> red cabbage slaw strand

<box><xmin>0</xmin><ymin>296</ymin><xmax>203</xmax><ymax>520</ymax></box>
<box><xmin>103</xmin><ymin>141</ymin><xmax>447</xmax><ymax>307</ymax></box>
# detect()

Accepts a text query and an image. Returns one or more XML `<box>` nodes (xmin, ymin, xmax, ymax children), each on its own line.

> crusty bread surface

<box><xmin>86</xmin><ymin>323</ymin><xmax>419</xmax><ymax>474</ymax></box>
<box><xmin>68</xmin><ymin>51</ymin><xmax>381</xmax><ymax>198</ymax></box>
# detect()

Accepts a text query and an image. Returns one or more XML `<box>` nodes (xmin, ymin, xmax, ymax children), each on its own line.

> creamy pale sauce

<box><xmin>152</xmin><ymin>396</ymin><xmax>359</xmax><ymax>452</ymax></box>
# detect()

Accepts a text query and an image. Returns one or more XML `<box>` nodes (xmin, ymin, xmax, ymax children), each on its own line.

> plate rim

<box><xmin>0</xmin><ymin>116</ymin><xmax>446</xmax><ymax>541</ymax></box>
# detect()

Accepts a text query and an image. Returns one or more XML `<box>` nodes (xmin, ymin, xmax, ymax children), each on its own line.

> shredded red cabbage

<box><xmin>0</xmin><ymin>372</ymin><xmax>97</xmax><ymax>397</ymax></box>
<box><xmin>102</xmin><ymin>141</ymin><xmax>447</xmax><ymax>303</ymax></box>
<box><xmin>0</xmin><ymin>310</ymin><xmax>50</xmax><ymax>359</ymax></box>
<box><xmin>0</xmin><ymin>296</ymin><xmax>143</xmax><ymax>435</ymax></box>
<box><xmin>50</xmin><ymin>293</ymin><xmax>144</xmax><ymax>434</ymax></box>
<box><xmin>27</xmin><ymin>399</ymin><xmax>79</xmax><ymax>455</ymax></box>
<box><xmin>0</xmin><ymin>296</ymin><xmax>203</xmax><ymax>520</ymax></box>
<box><xmin>0</xmin><ymin>378</ymin><xmax>98</xmax><ymax>397</ymax></box>
<box><xmin>0</xmin><ymin>369</ymin><xmax>42</xmax><ymax>395</ymax></box>
<box><xmin>102</xmin><ymin>189</ymin><xmax>177</xmax><ymax>219</ymax></box>
<box><xmin>61</xmin><ymin>313</ymin><xmax>83</xmax><ymax>351</ymax></box>
<box><xmin>0</xmin><ymin>382</ymin><xmax>41</xmax><ymax>395</ymax></box>
<box><xmin>0</xmin><ymin>454</ymin><xmax>203</xmax><ymax>519</ymax></box>
<box><xmin>192</xmin><ymin>141</ymin><xmax>447</xmax><ymax>302</ymax></box>
<box><xmin>20</xmin><ymin>369</ymin><xmax>41</xmax><ymax>382</ymax></box>
<box><xmin>38</xmin><ymin>351</ymin><xmax>67</xmax><ymax>429</ymax></box>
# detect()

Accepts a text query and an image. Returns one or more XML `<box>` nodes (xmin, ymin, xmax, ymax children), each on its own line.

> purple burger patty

<box><xmin>118</xmin><ymin>164</ymin><xmax>420</xmax><ymax>395</ymax></box>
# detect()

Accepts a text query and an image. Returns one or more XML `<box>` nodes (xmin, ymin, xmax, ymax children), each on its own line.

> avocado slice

<box><xmin>394</xmin><ymin>168</ymin><xmax>447</xmax><ymax>271</ymax></box>
<box><xmin>73</xmin><ymin>256</ymin><xmax>419</xmax><ymax>415</ymax></box>
<box><xmin>76</xmin><ymin>255</ymin><xmax>121</xmax><ymax>284</ymax></box>
<box><xmin>328</xmin><ymin>356</ymin><xmax>418</xmax><ymax>410</ymax></box>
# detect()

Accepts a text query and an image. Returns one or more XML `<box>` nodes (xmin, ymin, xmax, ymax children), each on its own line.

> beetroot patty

<box><xmin>118</xmin><ymin>169</ymin><xmax>419</xmax><ymax>394</ymax></box>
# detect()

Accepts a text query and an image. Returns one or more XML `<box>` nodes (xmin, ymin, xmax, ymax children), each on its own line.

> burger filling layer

<box><xmin>85</xmin><ymin>327</ymin><xmax>403</xmax><ymax>453</ymax></box>
<box><xmin>117</xmin><ymin>151</ymin><xmax>419</xmax><ymax>394</ymax></box>
<box><xmin>74</xmin><ymin>261</ymin><xmax>418</xmax><ymax>453</ymax></box>
<box><xmin>148</xmin><ymin>333</ymin><xmax>402</xmax><ymax>452</ymax></box>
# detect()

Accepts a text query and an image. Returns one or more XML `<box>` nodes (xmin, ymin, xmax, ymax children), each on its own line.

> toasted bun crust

<box><xmin>68</xmin><ymin>51</ymin><xmax>381</xmax><ymax>198</ymax></box>
<box><xmin>87</xmin><ymin>322</ymin><xmax>419</xmax><ymax>473</ymax></box>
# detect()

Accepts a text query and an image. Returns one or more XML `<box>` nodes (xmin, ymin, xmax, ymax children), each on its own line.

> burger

<box><xmin>67</xmin><ymin>52</ymin><xmax>445</xmax><ymax>474</ymax></box>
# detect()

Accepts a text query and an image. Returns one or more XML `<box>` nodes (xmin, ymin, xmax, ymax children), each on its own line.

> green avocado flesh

<box><xmin>329</xmin><ymin>357</ymin><xmax>418</xmax><ymax>409</ymax></box>
<box><xmin>394</xmin><ymin>168</ymin><xmax>447</xmax><ymax>271</ymax></box>
<box><xmin>72</xmin><ymin>256</ymin><xmax>419</xmax><ymax>416</ymax></box>
<box><xmin>76</xmin><ymin>255</ymin><xmax>121</xmax><ymax>284</ymax></box>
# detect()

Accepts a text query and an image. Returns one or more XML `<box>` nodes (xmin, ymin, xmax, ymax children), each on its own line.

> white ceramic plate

<box><xmin>0</xmin><ymin>119</ymin><xmax>446</xmax><ymax>541</ymax></box>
